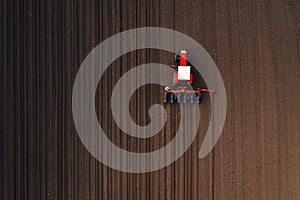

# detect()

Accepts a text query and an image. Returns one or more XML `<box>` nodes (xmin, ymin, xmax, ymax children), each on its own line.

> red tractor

<box><xmin>163</xmin><ymin>50</ymin><xmax>214</xmax><ymax>104</ymax></box>
<box><xmin>172</xmin><ymin>50</ymin><xmax>193</xmax><ymax>85</ymax></box>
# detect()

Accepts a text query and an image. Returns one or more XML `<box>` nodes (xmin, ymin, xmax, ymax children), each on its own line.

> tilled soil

<box><xmin>1</xmin><ymin>0</ymin><xmax>300</xmax><ymax>199</ymax></box>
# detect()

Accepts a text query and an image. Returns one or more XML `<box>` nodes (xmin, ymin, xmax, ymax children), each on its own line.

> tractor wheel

<box><xmin>175</xmin><ymin>54</ymin><xmax>180</xmax><ymax>65</ymax></box>
<box><xmin>187</xmin><ymin>54</ymin><xmax>192</xmax><ymax>66</ymax></box>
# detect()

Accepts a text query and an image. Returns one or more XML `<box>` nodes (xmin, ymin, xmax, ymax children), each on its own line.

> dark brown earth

<box><xmin>1</xmin><ymin>0</ymin><xmax>300</xmax><ymax>199</ymax></box>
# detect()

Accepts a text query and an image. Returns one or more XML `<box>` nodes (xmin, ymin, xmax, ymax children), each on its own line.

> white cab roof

<box><xmin>178</xmin><ymin>66</ymin><xmax>191</xmax><ymax>80</ymax></box>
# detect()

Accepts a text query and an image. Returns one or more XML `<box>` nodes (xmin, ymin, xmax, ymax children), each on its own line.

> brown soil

<box><xmin>1</xmin><ymin>0</ymin><xmax>299</xmax><ymax>199</ymax></box>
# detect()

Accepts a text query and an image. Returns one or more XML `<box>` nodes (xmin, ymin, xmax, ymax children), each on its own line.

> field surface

<box><xmin>1</xmin><ymin>0</ymin><xmax>300</xmax><ymax>199</ymax></box>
